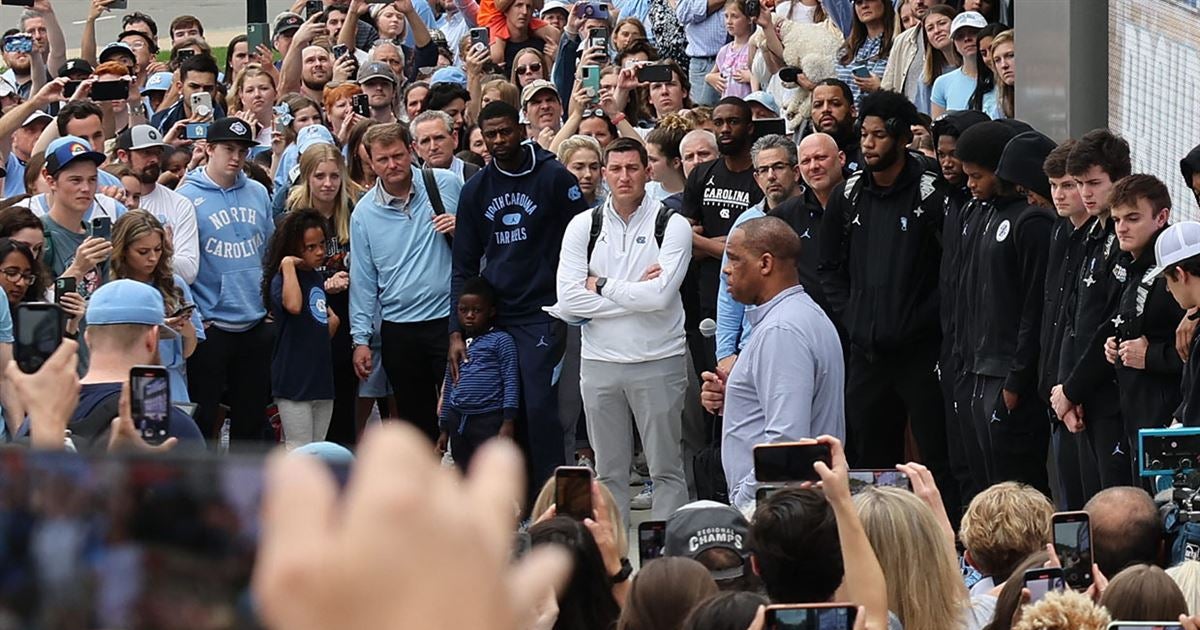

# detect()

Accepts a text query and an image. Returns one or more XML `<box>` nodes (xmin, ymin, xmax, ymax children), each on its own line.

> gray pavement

<box><xmin>0</xmin><ymin>0</ymin><xmax>299</xmax><ymax>53</ymax></box>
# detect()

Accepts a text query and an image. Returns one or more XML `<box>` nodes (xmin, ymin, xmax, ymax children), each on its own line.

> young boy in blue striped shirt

<box><xmin>437</xmin><ymin>277</ymin><xmax>521</xmax><ymax>471</ymax></box>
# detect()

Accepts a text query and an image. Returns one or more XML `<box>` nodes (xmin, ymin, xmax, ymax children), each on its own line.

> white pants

<box><xmin>276</xmin><ymin>398</ymin><xmax>334</xmax><ymax>450</ymax></box>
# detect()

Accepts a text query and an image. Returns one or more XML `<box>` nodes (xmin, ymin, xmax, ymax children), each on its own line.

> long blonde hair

<box><xmin>285</xmin><ymin>144</ymin><xmax>360</xmax><ymax>245</ymax></box>
<box><xmin>990</xmin><ymin>30</ymin><xmax>1015</xmax><ymax>118</ymax></box>
<box><xmin>854</xmin><ymin>487</ymin><xmax>967</xmax><ymax>630</ymax></box>
<box><xmin>227</xmin><ymin>63</ymin><xmax>277</xmax><ymax>115</ymax></box>
<box><xmin>109</xmin><ymin>210</ymin><xmax>182</xmax><ymax>313</ymax></box>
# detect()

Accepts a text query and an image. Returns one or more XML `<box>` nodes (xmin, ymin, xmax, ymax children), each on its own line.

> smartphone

<box><xmin>1106</xmin><ymin>624</ymin><xmax>1185</xmax><ymax>629</ymax></box>
<box><xmin>0</xmin><ymin>0</ymin><xmax>35</xmax><ymax>6</ymax></box>
<box><xmin>305</xmin><ymin>0</ymin><xmax>324</xmax><ymax>18</ymax></box>
<box><xmin>580</xmin><ymin>64</ymin><xmax>601</xmax><ymax>101</ymax></box>
<box><xmin>851</xmin><ymin>65</ymin><xmax>871</xmax><ymax>79</ymax></box>
<box><xmin>756</xmin><ymin>484</ymin><xmax>783</xmax><ymax>503</ymax></box>
<box><xmin>764</xmin><ymin>604</ymin><xmax>856</xmax><ymax>630</ymax></box>
<box><xmin>352</xmin><ymin>93</ymin><xmax>371</xmax><ymax>117</ymax></box>
<box><xmin>53</xmin><ymin>277</ymin><xmax>76</xmax><ymax>303</ymax></box>
<box><xmin>576</xmin><ymin>1</ymin><xmax>610</xmax><ymax>20</ymax></box>
<box><xmin>588</xmin><ymin>27</ymin><xmax>608</xmax><ymax>51</ymax></box>
<box><xmin>190</xmin><ymin>92</ymin><xmax>214</xmax><ymax>118</ymax></box>
<box><xmin>745</xmin><ymin>0</ymin><xmax>760</xmax><ymax>17</ymax></box>
<box><xmin>755</xmin><ymin>117</ymin><xmax>787</xmax><ymax>137</ymax></box>
<box><xmin>130</xmin><ymin>365</ymin><xmax>170</xmax><ymax>444</ymax></box>
<box><xmin>63</xmin><ymin>80</ymin><xmax>81</xmax><ymax>98</ymax></box>
<box><xmin>847</xmin><ymin>469</ymin><xmax>912</xmax><ymax>495</ymax></box>
<box><xmin>108</xmin><ymin>0</ymin><xmax>128</xmax><ymax>8</ymax></box>
<box><xmin>555</xmin><ymin>466</ymin><xmax>593</xmax><ymax>521</ymax></box>
<box><xmin>469</xmin><ymin>27</ymin><xmax>489</xmax><ymax>51</ymax></box>
<box><xmin>184</xmin><ymin>123</ymin><xmax>209</xmax><ymax>140</ymax></box>
<box><xmin>2</xmin><ymin>34</ymin><xmax>32</xmax><ymax>55</ymax></box>
<box><xmin>90</xmin><ymin>79</ymin><xmax>131</xmax><ymax>102</ymax></box>
<box><xmin>332</xmin><ymin>44</ymin><xmax>349</xmax><ymax>60</ymax></box>
<box><xmin>247</xmin><ymin>22</ymin><xmax>270</xmax><ymax>54</ymax></box>
<box><xmin>637</xmin><ymin>520</ymin><xmax>667</xmax><ymax>566</ymax></box>
<box><xmin>90</xmin><ymin>217</ymin><xmax>112</xmax><ymax>241</ymax></box>
<box><xmin>753</xmin><ymin>442</ymin><xmax>831</xmax><ymax>483</ymax></box>
<box><xmin>1022</xmin><ymin>567</ymin><xmax>1065</xmax><ymax>604</ymax></box>
<box><xmin>14</xmin><ymin>303</ymin><xmax>64</xmax><ymax>374</ymax></box>
<box><xmin>636</xmin><ymin>63</ymin><xmax>674</xmax><ymax>84</ymax></box>
<box><xmin>170</xmin><ymin>303</ymin><xmax>196</xmax><ymax>319</ymax></box>
<box><xmin>1052</xmin><ymin>511</ymin><xmax>1093</xmax><ymax>590</ymax></box>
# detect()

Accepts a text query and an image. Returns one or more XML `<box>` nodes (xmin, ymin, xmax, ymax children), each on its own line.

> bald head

<box><xmin>798</xmin><ymin>132</ymin><xmax>846</xmax><ymax>198</ymax></box>
<box><xmin>737</xmin><ymin>216</ymin><xmax>801</xmax><ymax>263</ymax></box>
<box><xmin>1084</xmin><ymin>487</ymin><xmax>1162</xmax><ymax>577</ymax></box>
<box><xmin>800</xmin><ymin>132</ymin><xmax>839</xmax><ymax>154</ymax></box>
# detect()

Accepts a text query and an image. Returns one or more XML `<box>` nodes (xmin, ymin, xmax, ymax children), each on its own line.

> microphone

<box><xmin>699</xmin><ymin>318</ymin><xmax>717</xmax><ymax>338</ymax></box>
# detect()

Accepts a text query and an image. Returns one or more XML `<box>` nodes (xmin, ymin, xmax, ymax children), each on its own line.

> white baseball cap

<box><xmin>950</xmin><ymin>11</ymin><xmax>988</xmax><ymax>38</ymax></box>
<box><xmin>542</xmin><ymin>0</ymin><xmax>571</xmax><ymax>15</ymax></box>
<box><xmin>1149</xmin><ymin>221</ymin><xmax>1200</xmax><ymax>279</ymax></box>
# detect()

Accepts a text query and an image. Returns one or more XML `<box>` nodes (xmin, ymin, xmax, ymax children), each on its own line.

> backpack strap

<box><xmin>653</xmin><ymin>204</ymin><xmax>674</xmax><ymax>248</ymax></box>
<box><xmin>585</xmin><ymin>206</ymin><xmax>604</xmax><ymax>264</ymax></box>
<box><xmin>422</xmin><ymin>165</ymin><xmax>453</xmax><ymax>246</ymax></box>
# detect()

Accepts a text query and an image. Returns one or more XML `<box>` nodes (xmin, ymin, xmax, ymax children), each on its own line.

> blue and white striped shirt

<box><xmin>835</xmin><ymin>33</ymin><xmax>889</xmax><ymax>106</ymax></box>
<box><xmin>439</xmin><ymin>328</ymin><xmax>521</xmax><ymax>431</ymax></box>
<box><xmin>675</xmin><ymin>0</ymin><xmax>728</xmax><ymax>58</ymax></box>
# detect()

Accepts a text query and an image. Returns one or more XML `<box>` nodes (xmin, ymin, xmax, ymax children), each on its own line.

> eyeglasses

<box><xmin>516</xmin><ymin>62</ymin><xmax>543</xmax><ymax>74</ymax></box>
<box><xmin>0</xmin><ymin>268</ymin><xmax>35</xmax><ymax>284</ymax></box>
<box><xmin>753</xmin><ymin>162</ymin><xmax>793</xmax><ymax>176</ymax></box>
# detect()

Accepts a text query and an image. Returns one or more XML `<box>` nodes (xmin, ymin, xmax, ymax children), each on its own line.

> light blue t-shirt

<box><xmin>0</xmin><ymin>297</ymin><xmax>12</xmax><ymax>434</ymax></box>
<box><xmin>4</xmin><ymin>153</ymin><xmax>25</xmax><ymax>199</ymax></box>
<box><xmin>930</xmin><ymin>68</ymin><xmax>977</xmax><ymax>111</ymax></box>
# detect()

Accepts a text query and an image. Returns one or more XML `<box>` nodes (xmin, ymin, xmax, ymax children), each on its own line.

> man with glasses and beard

<box><xmin>819</xmin><ymin>90</ymin><xmax>958</xmax><ymax>517</ymax></box>
<box><xmin>113</xmin><ymin>125</ymin><xmax>199</xmax><ymax>283</ymax></box>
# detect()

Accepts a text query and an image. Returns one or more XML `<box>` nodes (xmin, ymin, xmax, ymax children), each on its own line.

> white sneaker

<box><xmin>630</xmin><ymin>481</ymin><xmax>654</xmax><ymax>510</ymax></box>
<box><xmin>629</xmin><ymin>470</ymin><xmax>649</xmax><ymax>486</ymax></box>
<box><xmin>577</xmin><ymin>455</ymin><xmax>596</xmax><ymax>474</ymax></box>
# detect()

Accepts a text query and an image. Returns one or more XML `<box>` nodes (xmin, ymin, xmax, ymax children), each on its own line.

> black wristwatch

<box><xmin>610</xmin><ymin>558</ymin><xmax>633</xmax><ymax>584</ymax></box>
<box><xmin>595</xmin><ymin>277</ymin><xmax>608</xmax><ymax>295</ymax></box>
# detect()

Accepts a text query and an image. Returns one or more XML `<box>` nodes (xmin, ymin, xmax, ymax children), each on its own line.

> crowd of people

<box><xmin>6</xmin><ymin>0</ymin><xmax>1200</xmax><ymax>627</ymax></box>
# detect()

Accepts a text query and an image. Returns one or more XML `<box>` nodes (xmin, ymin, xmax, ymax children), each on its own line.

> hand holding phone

<box><xmin>14</xmin><ymin>303</ymin><xmax>65</xmax><ymax>374</ymax></box>
<box><xmin>1052</xmin><ymin>511</ymin><xmax>1093</xmax><ymax>590</ymax></box>
<box><xmin>555</xmin><ymin>466</ymin><xmax>593</xmax><ymax>521</ymax></box>
<box><xmin>1022</xmin><ymin>567</ymin><xmax>1065</xmax><ymax>604</ymax></box>
<box><xmin>637</xmin><ymin>520</ymin><xmax>666</xmax><ymax>566</ymax></box>
<box><xmin>753</xmin><ymin>441</ymin><xmax>831</xmax><ymax>482</ymax></box>
<box><xmin>54</xmin><ymin>277</ymin><xmax>77</xmax><ymax>303</ymax></box>
<box><xmin>130</xmin><ymin>365</ymin><xmax>171</xmax><ymax>444</ymax></box>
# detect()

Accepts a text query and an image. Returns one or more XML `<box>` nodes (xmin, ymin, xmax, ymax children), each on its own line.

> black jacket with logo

<box><xmin>1061</xmin><ymin>218</ymin><xmax>1124</xmax><ymax>406</ymax></box>
<box><xmin>819</xmin><ymin>153</ymin><xmax>948</xmax><ymax>355</ymax></box>
<box><xmin>770</xmin><ymin>187</ymin><xmax>827</xmax><ymax>314</ymax></box>
<box><xmin>964</xmin><ymin>196</ymin><xmax>1053</xmax><ymax>396</ymax></box>
<box><xmin>1038</xmin><ymin>216</ymin><xmax>1094</xmax><ymax>402</ymax></box>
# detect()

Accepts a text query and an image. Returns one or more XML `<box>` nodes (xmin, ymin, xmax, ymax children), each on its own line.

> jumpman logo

<box><xmin>990</xmin><ymin>410</ymin><xmax>1001</xmax><ymax>423</ymax></box>
<box><xmin>1112</xmin><ymin>443</ymin><xmax>1125</xmax><ymax>456</ymax></box>
<box><xmin>536</xmin><ymin>336</ymin><xmax>549</xmax><ymax>348</ymax></box>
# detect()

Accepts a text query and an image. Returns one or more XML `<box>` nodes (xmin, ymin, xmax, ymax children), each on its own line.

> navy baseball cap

<box><xmin>44</xmin><ymin>136</ymin><xmax>105</xmax><ymax>176</ymax></box>
<box><xmin>86</xmin><ymin>279</ymin><xmax>176</xmax><ymax>339</ymax></box>
<box><xmin>206</xmin><ymin>117</ymin><xmax>257</xmax><ymax>146</ymax></box>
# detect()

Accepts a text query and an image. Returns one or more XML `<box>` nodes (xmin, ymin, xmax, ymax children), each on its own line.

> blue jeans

<box><xmin>688</xmin><ymin>56</ymin><xmax>720</xmax><ymax>106</ymax></box>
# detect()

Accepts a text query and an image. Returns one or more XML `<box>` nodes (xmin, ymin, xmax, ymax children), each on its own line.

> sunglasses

<box><xmin>516</xmin><ymin>62</ymin><xmax>543</xmax><ymax>74</ymax></box>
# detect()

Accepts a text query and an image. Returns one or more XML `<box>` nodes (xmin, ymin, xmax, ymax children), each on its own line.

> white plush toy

<box><xmin>752</xmin><ymin>16</ymin><xmax>845</xmax><ymax>131</ymax></box>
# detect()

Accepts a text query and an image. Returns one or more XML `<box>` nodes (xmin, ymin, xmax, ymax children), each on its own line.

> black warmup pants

<box><xmin>846</xmin><ymin>344</ymin><xmax>959</xmax><ymax>517</ymax></box>
<box><xmin>1081</xmin><ymin>391</ymin><xmax>1133</xmax><ymax>489</ymax></box>
<box><xmin>970</xmin><ymin>374</ymin><xmax>1050</xmax><ymax>495</ymax></box>
<box><xmin>504</xmin><ymin>319</ymin><xmax>569</xmax><ymax>495</ymax></box>
<box><xmin>380</xmin><ymin>317</ymin><xmax>450</xmax><ymax>442</ymax></box>
<box><xmin>448</xmin><ymin>410</ymin><xmax>507</xmax><ymax>473</ymax></box>
<box><xmin>941</xmin><ymin>347</ymin><xmax>988</xmax><ymax>512</ymax></box>
<box><xmin>187</xmin><ymin>320</ymin><xmax>274</xmax><ymax>442</ymax></box>
<box><xmin>1050</xmin><ymin>413</ymin><xmax>1101</xmax><ymax>510</ymax></box>
<box><xmin>325</xmin><ymin>292</ymin><xmax>359</xmax><ymax>446</ymax></box>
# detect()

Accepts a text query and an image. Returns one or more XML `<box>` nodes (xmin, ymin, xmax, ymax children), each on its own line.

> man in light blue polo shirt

<box><xmin>350</xmin><ymin>122</ymin><xmax>461</xmax><ymax>442</ymax></box>
<box><xmin>702</xmin><ymin>216</ymin><xmax>844</xmax><ymax>509</ymax></box>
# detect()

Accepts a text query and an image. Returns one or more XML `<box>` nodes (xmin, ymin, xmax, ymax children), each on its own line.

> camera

<box><xmin>1139</xmin><ymin>427</ymin><xmax>1200</xmax><ymax>477</ymax></box>
<box><xmin>745</xmin><ymin>0</ymin><xmax>760</xmax><ymax>18</ymax></box>
<box><xmin>778</xmin><ymin>66</ymin><xmax>800</xmax><ymax>84</ymax></box>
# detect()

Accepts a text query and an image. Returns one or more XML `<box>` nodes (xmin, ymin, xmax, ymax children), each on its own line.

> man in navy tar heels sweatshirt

<box><xmin>451</xmin><ymin>101</ymin><xmax>589</xmax><ymax>491</ymax></box>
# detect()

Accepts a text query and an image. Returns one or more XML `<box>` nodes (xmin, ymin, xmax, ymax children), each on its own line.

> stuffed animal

<box><xmin>751</xmin><ymin>16</ymin><xmax>844</xmax><ymax>131</ymax></box>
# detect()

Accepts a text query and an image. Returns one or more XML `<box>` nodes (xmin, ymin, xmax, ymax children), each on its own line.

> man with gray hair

<box><xmin>680</xmin><ymin>129</ymin><xmax>718</xmax><ymax>178</ymax></box>
<box><xmin>700</xmin><ymin>216</ymin><xmax>845</xmax><ymax>509</ymax></box>
<box><xmin>4</xmin><ymin>3</ymin><xmax>65</xmax><ymax>101</ymax></box>
<box><xmin>411</xmin><ymin>110</ymin><xmax>479</xmax><ymax>181</ymax></box>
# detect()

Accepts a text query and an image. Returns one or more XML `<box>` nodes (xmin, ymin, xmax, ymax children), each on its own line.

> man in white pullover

<box><xmin>553</xmin><ymin>137</ymin><xmax>693</xmax><ymax>526</ymax></box>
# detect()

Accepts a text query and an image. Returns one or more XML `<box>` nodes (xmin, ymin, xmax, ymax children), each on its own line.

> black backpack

<box><xmin>422</xmin><ymin>166</ymin><xmax>454</xmax><ymax>247</ymax></box>
<box><xmin>585</xmin><ymin>203</ymin><xmax>675</xmax><ymax>262</ymax></box>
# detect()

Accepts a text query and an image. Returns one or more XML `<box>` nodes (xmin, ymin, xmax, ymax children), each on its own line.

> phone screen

<box><xmin>753</xmin><ymin>443</ymin><xmax>831</xmax><ymax>482</ymax></box>
<box><xmin>847</xmin><ymin>470</ymin><xmax>912</xmax><ymax>495</ymax></box>
<box><xmin>1053</xmin><ymin>513</ymin><xmax>1093</xmax><ymax>590</ymax></box>
<box><xmin>1023</xmin><ymin>569</ymin><xmax>1065</xmax><ymax>604</ymax></box>
<box><xmin>555</xmin><ymin>467</ymin><xmax>593</xmax><ymax>521</ymax></box>
<box><xmin>130</xmin><ymin>366</ymin><xmax>171</xmax><ymax>444</ymax></box>
<box><xmin>637</xmin><ymin>520</ymin><xmax>666</xmax><ymax>566</ymax></box>
<box><xmin>14</xmin><ymin>303</ymin><xmax>63</xmax><ymax>374</ymax></box>
<box><xmin>765</xmin><ymin>605</ymin><xmax>856</xmax><ymax>630</ymax></box>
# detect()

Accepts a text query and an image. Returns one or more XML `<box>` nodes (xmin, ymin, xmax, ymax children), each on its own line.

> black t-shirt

<box><xmin>270</xmin><ymin>269</ymin><xmax>334</xmax><ymax>401</ymax></box>
<box><xmin>682</xmin><ymin>158</ymin><xmax>762</xmax><ymax>311</ymax></box>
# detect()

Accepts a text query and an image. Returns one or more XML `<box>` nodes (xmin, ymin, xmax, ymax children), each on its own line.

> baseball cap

<box><xmin>542</xmin><ymin>0</ymin><xmax>571</xmax><ymax>15</ymax></box>
<box><xmin>358</xmin><ymin>60</ymin><xmax>397</xmax><ymax>85</ymax></box>
<box><xmin>45</xmin><ymin>136</ymin><xmax>105</xmax><ymax>176</ymax></box>
<box><xmin>58</xmin><ymin>58</ymin><xmax>94</xmax><ymax>79</ymax></box>
<box><xmin>745</xmin><ymin>91</ymin><xmax>779</xmax><ymax>116</ymax></box>
<box><xmin>0</xmin><ymin>77</ymin><xmax>16</xmax><ymax>99</ymax></box>
<box><xmin>116</xmin><ymin>125</ymin><xmax>168</xmax><ymax>151</ymax></box>
<box><xmin>296</xmin><ymin>124</ymin><xmax>335</xmax><ymax>156</ymax></box>
<box><xmin>119</xmin><ymin>29</ymin><xmax>159</xmax><ymax>54</ymax></box>
<box><xmin>21</xmin><ymin>110</ymin><xmax>52</xmax><ymax>128</ymax></box>
<box><xmin>663</xmin><ymin>500</ymin><xmax>749</xmax><ymax>580</ymax></box>
<box><xmin>521</xmin><ymin>79</ymin><xmax>559</xmax><ymax>107</ymax></box>
<box><xmin>141</xmin><ymin>71</ymin><xmax>173</xmax><ymax>94</ymax></box>
<box><xmin>99</xmin><ymin>42</ymin><xmax>136</xmax><ymax>63</ymax></box>
<box><xmin>205</xmin><ymin>117</ymin><xmax>257</xmax><ymax>146</ymax></box>
<box><xmin>430</xmin><ymin>66</ymin><xmax>468</xmax><ymax>88</ymax></box>
<box><xmin>85</xmin><ymin>279</ymin><xmax>176</xmax><ymax>339</ymax></box>
<box><xmin>274</xmin><ymin>12</ymin><xmax>304</xmax><ymax>36</ymax></box>
<box><xmin>1149</xmin><ymin>222</ymin><xmax>1200</xmax><ymax>279</ymax></box>
<box><xmin>950</xmin><ymin>11</ymin><xmax>987</xmax><ymax>37</ymax></box>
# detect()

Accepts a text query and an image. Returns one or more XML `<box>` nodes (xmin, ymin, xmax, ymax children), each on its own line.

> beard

<box><xmin>302</xmin><ymin>75</ymin><xmax>329</xmax><ymax>91</ymax></box>
<box><xmin>717</xmin><ymin>135</ymin><xmax>748</xmax><ymax>156</ymax></box>
<box><xmin>865</xmin><ymin>145</ymin><xmax>902</xmax><ymax>172</ymax></box>
<box><xmin>138</xmin><ymin>163</ymin><xmax>161</xmax><ymax>185</ymax></box>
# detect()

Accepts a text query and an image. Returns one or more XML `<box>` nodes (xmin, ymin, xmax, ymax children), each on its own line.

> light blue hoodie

<box><xmin>177</xmin><ymin>168</ymin><xmax>273</xmax><ymax>331</ymax></box>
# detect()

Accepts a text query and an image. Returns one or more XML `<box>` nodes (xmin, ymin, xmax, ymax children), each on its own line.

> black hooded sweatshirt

<box><xmin>1038</xmin><ymin>215</ymin><xmax>1095</xmax><ymax>402</ymax></box>
<box><xmin>1060</xmin><ymin>218</ymin><xmax>1124</xmax><ymax>407</ymax></box>
<box><xmin>963</xmin><ymin>195</ymin><xmax>1054</xmax><ymax>395</ymax></box>
<box><xmin>819</xmin><ymin>152</ymin><xmax>948</xmax><ymax>356</ymax></box>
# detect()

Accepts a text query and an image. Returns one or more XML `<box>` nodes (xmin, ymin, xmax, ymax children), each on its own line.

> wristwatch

<box><xmin>610</xmin><ymin>558</ymin><xmax>633</xmax><ymax>584</ymax></box>
<box><xmin>595</xmin><ymin>277</ymin><xmax>607</xmax><ymax>295</ymax></box>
